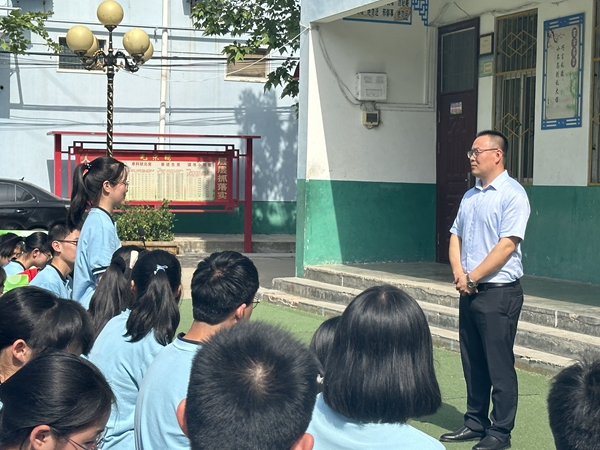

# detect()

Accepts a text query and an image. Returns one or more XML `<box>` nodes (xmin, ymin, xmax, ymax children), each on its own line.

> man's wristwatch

<box><xmin>466</xmin><ymin>273</ymin><xmax>478</xmax><ymax>289</ymax></box>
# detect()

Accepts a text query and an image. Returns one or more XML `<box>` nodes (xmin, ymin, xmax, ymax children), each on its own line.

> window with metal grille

<box><xmin>494</xmin><ymin>10</ymin><xmax>538</xmax><ymax>184</ymax></box>
<box><xmin>225</xmin><ymin>49</ymin><xmax>269</xmax><ymax>81</ymax></box>
<box><xmin>57</xmin><ymin>37</ymin><xmax>107</xmax><ymax>72</ymax></box>
<box><xmin>591</xmin><ymin>2</ymin><xmax>600</xmax><ymax>183</ymax></box>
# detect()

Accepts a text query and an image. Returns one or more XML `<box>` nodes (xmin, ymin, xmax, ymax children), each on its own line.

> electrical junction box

<box><xmin>356</xmin><ymin>73</ymin><xmax>387</xmax><ymax>101</ymax></box>
<box><xmin>362</xmin><ymin>110</ymin><xmax>380</xmax><ymax>127</ymax></box>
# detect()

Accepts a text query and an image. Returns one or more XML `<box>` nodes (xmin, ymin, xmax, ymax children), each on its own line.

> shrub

<box><xmin>116</xmin><ymin>200</ymin><xmax>175</xmax><ymax>242</ymax></box>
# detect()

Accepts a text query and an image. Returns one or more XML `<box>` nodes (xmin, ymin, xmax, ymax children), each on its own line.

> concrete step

<box><xmin>256</xmin><ymin>288</ymin><xmax>572</xmax><ymax>376</ymax></box>
<box><xmin>174</xmin><ymin>234</ymin><xmax>295</xmax><ymax>254</ymax></box>
<box><xmin>269</xmin><ymin>278</ymin><xmax>600</xmax><ymax>362</ymax></box>
<box><xmin>303</xmin><ymin>266</ymin><xmax>600</xmax><ymax>338</ymax></box>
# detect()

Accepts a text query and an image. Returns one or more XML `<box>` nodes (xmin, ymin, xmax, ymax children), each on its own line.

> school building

<box><xmin>296</xmin><ymin>0</ymin><xmax>600</xmax><ymax>283</ymax></box>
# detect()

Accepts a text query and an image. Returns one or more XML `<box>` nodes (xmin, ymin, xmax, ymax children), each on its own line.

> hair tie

<box><xmin>154</xmin><ymin>264</ymin><xmax>168</xmax><ymax>275</ymax></box>
<box><xmin>85</xmin><ymin>162</ymin><xmax>92</xmax><ymax>170</ymax></box>
<box><xmin>82</xmin><ymin>162</ymin><xmax>92</xmax><ymax>176</ymax></box>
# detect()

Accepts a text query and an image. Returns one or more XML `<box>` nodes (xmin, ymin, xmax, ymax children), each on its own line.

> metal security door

<box><xmin>436</xmin><ymin>18</ymin><xmax>479</xmax><ymax>263</ymax></box>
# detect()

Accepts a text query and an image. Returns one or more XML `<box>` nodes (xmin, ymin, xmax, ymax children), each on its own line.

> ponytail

<box><xmin>68</xmin><ymin>156</ymin><xmax>126</xmax><ymax>229</ymax></box>
<box><xmin>125</xmin><ymin>250</ymin><xmax>181</xmax><ymax>345</ymax></box>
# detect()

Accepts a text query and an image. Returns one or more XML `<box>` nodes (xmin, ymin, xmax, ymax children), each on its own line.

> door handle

<box><xmin>15</xmin><ymin>209</ymin><xmax>28</xmax><ymax>214</ymax></box>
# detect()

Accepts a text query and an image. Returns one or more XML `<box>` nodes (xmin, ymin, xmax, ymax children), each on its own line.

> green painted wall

<box><xmin>297</xmin><ymin>180</ymin><xmax>436</xmax><ymax>274</ymax></box>
<box><xmin>523</xmin><ymin>186</ymin><xmax>600</xmax><ymax>284</ymax></box>
<box><xmin>173</xmin><ymin>201</ymin><xmax>296</xmax><ymax>234</ymax></box>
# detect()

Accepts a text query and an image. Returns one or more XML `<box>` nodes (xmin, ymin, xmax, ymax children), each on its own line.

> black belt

<box><xmin>477</xmin><ymin>280</ymin><xmax>520</xmax><ymax>291</ymax></box>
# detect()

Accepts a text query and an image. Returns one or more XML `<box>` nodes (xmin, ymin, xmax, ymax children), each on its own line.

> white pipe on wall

<box><xmin>158</xmin><ymin>0</ymin><xmax>169</xmax><ymax>146</ymax></box>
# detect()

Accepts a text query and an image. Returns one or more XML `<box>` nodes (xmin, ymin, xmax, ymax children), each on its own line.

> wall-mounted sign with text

<box><xmin>344</xmin><ymin>0</ymin><xmax>413</xmax><ymax>25</ymax></box>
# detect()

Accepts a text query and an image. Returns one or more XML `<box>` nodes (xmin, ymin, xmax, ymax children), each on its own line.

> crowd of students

<box><xmin>0</xmin><ymin>156</ymin><xmax>596</xmax><ymax>450</ymax></box>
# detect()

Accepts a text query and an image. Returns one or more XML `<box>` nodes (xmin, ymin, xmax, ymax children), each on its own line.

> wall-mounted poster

<box><xmin>542</xmin><ymin>13</ymin><xmax>584</xmax><ymax>129</ymax></box>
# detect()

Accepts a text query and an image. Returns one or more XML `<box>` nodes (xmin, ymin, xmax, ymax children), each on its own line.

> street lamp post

<box><xmin>66</xmin><ymin>0</ymin><xmax>153</xmax><ymax>157</ymax></box>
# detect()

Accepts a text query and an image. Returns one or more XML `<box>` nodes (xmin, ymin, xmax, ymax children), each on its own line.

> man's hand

<box><xmin>453</xmin><ymin>272</ymin><xmax>477</xmax><ymax>295</ymax></box>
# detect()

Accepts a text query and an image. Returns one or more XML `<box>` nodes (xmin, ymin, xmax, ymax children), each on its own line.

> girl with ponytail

<box><xmin>69</xmin><ymin>156</ymin><xmax>128</xmax><ymax>308</ymax></box>
<box><xmin>88</xmin><ymin>250</ymin><xmax>182</xmax><ymax>450</ymax></box>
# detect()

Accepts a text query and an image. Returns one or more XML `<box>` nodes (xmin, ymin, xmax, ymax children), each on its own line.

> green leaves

<box><xmin>116</xmin><ymin>200</ymin><xmax>175</xmax><ymax>242</ymax></box>
<box><xmin>0</xmin><ymin>9</ymin><xmax>61</xmax><ymax>54</ymax></box>
<box><xmin>190</xmin><ymin>0</ymin><xmax>300</xmax><ymax>100</ymax></box>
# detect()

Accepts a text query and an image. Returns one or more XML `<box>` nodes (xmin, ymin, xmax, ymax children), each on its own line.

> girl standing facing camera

<box><xmin>68</xmin><ymin>156</ymin><xmax>128</xmax><ymax>308</ymax></box>
<box><xmin>0</xmin><ymin>351</ymin><xmax>115</xmax><ymax>450</ymax></box>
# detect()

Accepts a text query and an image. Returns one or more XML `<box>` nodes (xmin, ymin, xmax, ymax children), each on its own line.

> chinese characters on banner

<box><xmin>542</xmin><ymin>13</ymin><xmax>584</xmax><ymax>129</ymax></box>
<box><xmin>344</xmin><ymin>0</ymin><xmax>412</xmax><ymax>24</ymax></box>
<box><xmin>116</xmin><ymin>154</ymin><xmax>230</xmax><ymax>203</ymax></box>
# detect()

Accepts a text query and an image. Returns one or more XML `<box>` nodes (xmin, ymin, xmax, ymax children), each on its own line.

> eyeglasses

<box><xmin>57</xmin><ymin>239</ymin><xmax>79</xmax><ymax>246</ymax></box>
<box><xmin>54</xmin><ymin>428</ymin><xmax>107</xmax><ymax>450</ymax></box>
<box><xmin>253</xmin><ymin>296</ymin><xmax>260</xmax><ymax>308</ymax></box>
<box><xmin>44</xmin><ymin>252</ymin><xmax>53</xmax><ymax>262</ymax></box>
<box><xmin>118</xmin><ymin>180</ymin><xmax>130</xmax><ymax>187</ymax></box>
<box><xmin>467</xmin><ymin>147</ymin><xmax>501</xmax><ymax>158</ymax></box>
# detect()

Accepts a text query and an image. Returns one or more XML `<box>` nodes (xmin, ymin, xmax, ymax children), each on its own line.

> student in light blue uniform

<box><xmin>68</xmin><ymin>156</ymin><xmax>128</xmax><ymax>308</ymax></box>
<box><xmin>307</xmin><ymin>285</ymin><xmax>444</xmax><ymax>450</ymax></box>
<box><xmin>0</xmin><ymin>286</ymin><xmax>94</xmax><ymax>391</ymax></box>
<box><xmin>3</xmin><ymin>232</ymin><xmax>50</xmax><ymax>276</ymax></box>
<box><xmin>89</xmin><ymin>250</ymin><xmax>182</xmax><ymax>450</ymax></box>
<box><xmin>135</xmin><ymin>251</ymin><xmax>259</xmax><ymax>450</ymax></box>
<box><xmin>30</xmin><ymin>220</ymin><xmax>79</xmax><ymax>298</ymax></box>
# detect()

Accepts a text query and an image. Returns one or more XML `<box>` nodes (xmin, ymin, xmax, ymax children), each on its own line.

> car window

<box><xmin>0</xmin><ymin>183</ymin><xmax>16</xmax><ymax>202</ymax></box>
<box><xmin>16</xmin><ymin>186</ymin><xmax>34</xmax><ymax>202</ymax></box>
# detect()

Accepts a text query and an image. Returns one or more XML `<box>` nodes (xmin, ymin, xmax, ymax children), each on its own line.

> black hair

<box><xmin>0</xmin><ymin>233</ymin><xmax>20</xmax><ymax>259</ymax></box>
<box><xmin>89</xmin><ymin>245</ymin><xmax>146</xmax><ymax>339</ymax></box>
<box><xmin>310</xmin><ymin>315</ymin><xmax>340</xmax><ymax>388</ymax></box>
<box><xmin>190</xmin><ymin>251</ymin><xmax>259</xmax><ymax>325</ymax></box>
<box><xmin>68</xmin><ymin>156</ymin><xmax>127</xmax><ymax>229</ymax></box>
<box><xmin>0</xmin><ymin>351</ymin><xmax>115</xmax><ymax>448</ymax></box>
<box><xmin>476</xmin><ymin>129</ymin><xmax>509</xmax><ymax>153</ymax></box>
<box><xmin>0</xmin><ymin>286</ymin><xmax>94</xmax><ymax>357</ymax></box>
<box><xmin>185</xmin><ymin>321</ymin><xmax>318</xmax><ymax>450</ymax></box>
<box><xmin>323</xmin><ymin>285</ymin><xmax>441</xmax><ymax>423</ymax></box>
<box><xmin>47</xmin><ymin>219</ymin><xmax>78</xmax><ymax>256</ymax></box>
<box><xmin>125</xmin><ymin>250</ymin><xmax>181</xmax><ymax>346</ymax></box>
<box><xmin>0</xmin><ymin>266</ymin><xmax>6</xmax><ymax>294</ymax></box>
<box><xmin>548</xmin><ymin>359</ymin><xmax>600</xmax><ymax>450</ymax></box>
<box><xmin>21</xmin><ymin>231</ymin><xmax>50</xmax><ymax>256</ymax></box>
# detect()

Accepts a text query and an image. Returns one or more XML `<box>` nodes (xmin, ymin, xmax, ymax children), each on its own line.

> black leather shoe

<box><xmin>472</xmin><ymin>435</ymin><xmax>511</xmax><ymax>450</ymax></box>
<box><xmin>440</xmin><ymin>426</ymin><xmax>484</xmax><ymax>442</ymax></box>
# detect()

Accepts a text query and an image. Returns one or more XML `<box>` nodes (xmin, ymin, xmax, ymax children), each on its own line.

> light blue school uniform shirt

<box><xmin>73</xmin><ymin>206</ymin><xmax>121</xmax><ymax>308</ymax></box>
<box><xmin>308</xmin><ymin>394</ymin><xmax>446</xmax><ymax>449</ymax></box>
<box><xmin>89</xmin><ymin>310</ymin><xmax>164</xmax><ymax>450</ymax></box>
<box><xmin>30</xmin><ymin>264</ymin><xmax>73</xmax><ymax>298</ymax></box>
<box><xmin>134</xmin><ymin>335</ymin><xmax>201</xmax><ymax>450</ymax></box>
<box><xmin>450</xmin><ymin>170</ymin><xmax>530</xmax><ymax>283</ymax></box>
<box><xmin>3</xmin><ymin>260</ymin><xmax>25</xmax><ymax>275</ymax></box>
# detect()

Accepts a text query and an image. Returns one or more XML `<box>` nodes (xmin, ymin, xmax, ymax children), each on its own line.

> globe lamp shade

<box><xmin>84</xmin><ymin>36</ymin><xmax>100</xmax><ymax>57</ymax></box>
<box><xmin>140</xmin><ymin>41</ymin><xmax>154</xmax><ymax>63</ymax></box>
<box><xmin>97</xmin><ymin>0</ymin><xmax>124</xmax><ymax>27</ymax></box>
<box><xmin>123</xmin><ymin>28</ymin><xmax>150</xmax><ymax>57</ymax></box>
<box><xmin>66</xmin><ymin>25</ymin><xmax>95</xmax><ymax>56</ymax></box>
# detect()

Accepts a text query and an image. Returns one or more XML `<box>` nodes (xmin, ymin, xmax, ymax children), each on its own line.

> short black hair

<box><xmin>0</xmin><ymin>351</ymin><xmax>115</xmax><ymax>447</ymax></box>
<box><xmin>190</xmin><ymin>251</ymin><xmax>259</xmax><ymax>324</ymax></box>
<box><xmin>476</xmin><ymin>129</ymin><xmax>509</xmax><ymax>153</ymax></box>
<box><xmin>47</xmin><ymin>219</ymin><xmax>78</xmax><ymax>256</ymax></box>
<box><xmin>310</xmin><ymin>315</ymin><xmax>340</xmax><ymax>387</ymax></box>
<box><xmin>185</xmin><ymin>321</ymin><xmax>319</xmax><ymax>450</ymax></box>
<box><xmin>548</xmin><ymin>359</ymin><xmax>600</xmax><ymax>450</ymax></box>
<box><xmin>0</xmin><ymin>286</ymin><xmax>94</xmax><ymax>356</ymax></box>
<box><xmin>324</xmin><ymin>285</ymin><xmax>441</xmax><ymax>423</ymax></box>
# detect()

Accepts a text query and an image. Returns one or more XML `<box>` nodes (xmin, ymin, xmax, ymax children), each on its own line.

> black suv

<box><xmin>0</xmin><ymin>178</ymin><xmax>70</xmax><ymax>230</ymax></box>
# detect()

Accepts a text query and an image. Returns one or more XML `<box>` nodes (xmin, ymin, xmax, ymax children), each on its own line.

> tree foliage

<box><xmin>190</xmin><ymin>0</ymin><xmax>300</xmax><ymax>99</ymax></box>
<box><xmin>0</xmin><ymin>9</ymin><xmax>61</xmax><ymax>54</ymax></box>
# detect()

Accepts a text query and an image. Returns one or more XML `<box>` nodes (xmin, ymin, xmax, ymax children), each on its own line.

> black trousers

<box><xmin>459</xmin><ymin>282</ymin><xmax>524</xmax><ymax>439</ymax></box>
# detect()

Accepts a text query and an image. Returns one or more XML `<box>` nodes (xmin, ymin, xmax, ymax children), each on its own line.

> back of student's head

<box><xmin>68</xmin><ymin>156</ymin><xmax>126</xmax><ymax>228</ymax></box>
<box><xmin>190</xmin><ymin>251</ymin><xmax>259</xmax><ymax>324</ymax></box>
<box><xmin>0</xmin><ymin>351</ymin><xmax>115</xmax><ymax>448</ymax></box>
<box><xmin>548</xmin><ymin>359</ymin><xmax>600</xmax><ymax>450</ymax></box>
<box><xmin>47</xmin><ymin>219</ymin><xmax>77</xmax><ymax>256</ymax></box>
<box><xmin>126</xmin><ymin>249</ymin><xmax>181</xmax><ymax>345</ymax></box>
<box><xmin>184</xmin><ymin>321</ymin><xmax>318</xmax><ymax>450</ymax></box>
<box><xmin>89</xmin><ymin>245</ymin><xmax>146</xmax><ymax>338</ymax></box>
<box><xmin>0</xmin><ymin>286</ymin><xmax>94</xmax><ymax>357</ymax></box>
<box><xmin>310</xmin><ymin>315</ymin><xmax>340</xmax><ymax>388</ymax></box>
<box><xmin>21</xmin><ymin>231</ymin><xmax>50</xmax><ymax>256</ymax></box>
<box><xmin>323</xmin><ymin>284</ymin><xmax>441</xmax><ymax>424</ymax></box>
<box><xmin>0</xmin><ymin>233</ymin><xmax>21</xmax><ymax>259</ymax></box>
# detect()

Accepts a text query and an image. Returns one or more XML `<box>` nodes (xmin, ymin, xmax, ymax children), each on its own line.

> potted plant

<box><xmin>116</xmin><ymin>200</ymin><xmax>179</xmax><ymax>254</ymax></box>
